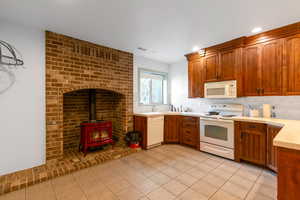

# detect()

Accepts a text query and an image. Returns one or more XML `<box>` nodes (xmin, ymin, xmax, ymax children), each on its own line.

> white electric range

<box><xmin>200</xmin><ymin>104</ymin><xmax>243</xmax><ymax>160</ymax></box>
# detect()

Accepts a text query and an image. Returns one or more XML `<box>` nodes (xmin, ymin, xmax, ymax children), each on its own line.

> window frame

<box><xmin>138</xmin><ymin>68</ymin><xmax>168</xmax><ymax>106</ymax></box>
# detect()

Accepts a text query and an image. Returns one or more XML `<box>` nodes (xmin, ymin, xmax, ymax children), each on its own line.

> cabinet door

<box><xmin>164</xmin><ymin>116</ymin><xmax>180</xmax><ymax>143</ymax></box>
<box><xmin>277</xmin><ymin>147</ymin><xmax>300</xmax><ymax>200</ymax></box>
<box><xmin>238</xmin><ymin>122</ymin><xmax>266</xmax><ymax>165</ymax></box>
<box><xmin>134</xmin><ymin>116</ymin><xmax>147</xmax><ymax>149</ymax></box>
<box><xmin>219</xmin><ymin>49</ymin><xmax>237</xmax><ymax>81</ymax></box>
<box><xmin>204</xmin><ymin>54</ymin><xmax>219</xmax><ymax>82</ymax></box>
<box><xmin>267</xmin><ymin>125</ymin><xmax>282</xmax><ymax>172</ymax></box>
<box><xmin>243</xmin><ymin>45</ymin><xmax>262</xmax><ymax>96</ymax></box>
<box><xmin>283</xmin><ymin>35</ymin><xmax>300</xmax><ymax>95</ymax></box>
<box><xmin>188</xmin><ymin>59</ymin><xmax>204</xmax><ymax>98</ymax></box>
<box><xmin>261</xmin><ymin>40</ymin><xmax>283</xmax><ymax>95</ymax></box>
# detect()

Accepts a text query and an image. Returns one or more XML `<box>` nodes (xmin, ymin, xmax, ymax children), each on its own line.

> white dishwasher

<box><xmin>147</xmin><ymin>116</ymin><xmax>164</xmax><ymax>149</ymax></box>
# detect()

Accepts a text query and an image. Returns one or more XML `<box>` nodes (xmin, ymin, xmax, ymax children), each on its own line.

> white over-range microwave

<box><xmin>204</xmin><ymin>80</ymin><xmax>237</xmax><ymax>98</ymax></box>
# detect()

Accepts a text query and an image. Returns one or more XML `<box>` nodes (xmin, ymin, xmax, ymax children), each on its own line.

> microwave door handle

<box><xmin>225</xmin><ymin>85</ymin><xmax>229</xmax><ymax>96</ymax></box>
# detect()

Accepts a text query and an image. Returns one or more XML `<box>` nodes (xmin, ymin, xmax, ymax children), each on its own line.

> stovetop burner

<box><xmin>204</xmin><ymin>104</ymin><xmax>243</xmax><ymax>119</ymax></box>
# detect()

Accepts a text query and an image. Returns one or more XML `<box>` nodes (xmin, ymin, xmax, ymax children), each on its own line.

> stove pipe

<box><xmin>89</xmin><ymin>89</ymin><xmax>96</xmax><ymax>121</ymax></box>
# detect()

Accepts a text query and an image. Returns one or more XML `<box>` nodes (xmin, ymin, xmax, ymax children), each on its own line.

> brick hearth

<box><xmin>0</xmin><ymin>147</ymin><xmax>140</xmax><ymax>195</ymax></box>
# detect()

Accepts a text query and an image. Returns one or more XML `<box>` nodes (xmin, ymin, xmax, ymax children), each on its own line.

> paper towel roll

<box><xmin>263</xmin><ymin>104</ymin><xmax>271</xmax><ymax>118</ymax></box>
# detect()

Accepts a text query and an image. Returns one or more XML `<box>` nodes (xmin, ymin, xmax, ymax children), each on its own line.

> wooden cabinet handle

<box><xmin>249</xmin><ymin>125</ymin><xmax>257</xmax><ymax>129</ymax></box>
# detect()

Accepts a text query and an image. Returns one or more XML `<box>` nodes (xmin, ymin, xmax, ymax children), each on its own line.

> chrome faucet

<box><xmin>152</xmin><ymin>105</ymin><xmax>157</xmax><ymax>112</ymax></box>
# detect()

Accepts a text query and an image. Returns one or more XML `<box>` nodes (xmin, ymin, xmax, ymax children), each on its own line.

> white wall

<box><xmin>170</xmin><ymin>60</ymin><xmax>300</xmax><ymax>120</ymax></box>
<box><xmin>0</xmin><ymin>20</ymin><xmax>45</xmax><ymax>175</ymax></box>
<box><xmin>133</xmin><ymin>55</ymin><xmax>170</xmax><ymax>113</ymax></box>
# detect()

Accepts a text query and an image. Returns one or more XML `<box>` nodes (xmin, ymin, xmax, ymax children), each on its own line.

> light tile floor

<box><xmin>0</xmin><ymin>145</ymin><xmax>277</xmax><ymax>200</ymax></box>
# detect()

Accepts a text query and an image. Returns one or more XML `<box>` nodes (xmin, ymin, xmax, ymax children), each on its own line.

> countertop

<box><xmin>134</xmin><ymin>112</ymin><xmax>300</xmax><ymax>151</ymax></box>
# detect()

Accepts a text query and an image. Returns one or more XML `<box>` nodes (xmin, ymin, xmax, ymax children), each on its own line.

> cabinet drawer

<box><xmin>182</xmin><ymin>128</ymin><xmax>195</xmax><ymax>137</ymax></box>
<box><xmin>182</xmin><ymin>117</ymin><xmax>198</xmax><ymax>128</ymax></box>
<box><xmin>181</xmin><ymin>127</ymin><xmax>198</xmax><ymax>146</ymax></box>
<box><xmin>182</xmin><ymin>135</ymin><xmax>196</xmax><ymax>146</ymax></box>
<box><xmin>240</xmin><ymin>122</ymin><xmax>266</xmax><ymax>132</ymax></box>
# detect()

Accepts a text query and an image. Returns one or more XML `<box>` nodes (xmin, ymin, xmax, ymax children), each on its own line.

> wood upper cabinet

<box><xmin>219</xmin><ymin>49</ymin><xmax>238</xmax><ymax>81</ymax></box>
<box><xmin>204</xmin><ymin>53</ymin><xmax>219</xmax><ymax>82</ymax></box>
<box><xmin>188</xmin><ymin>58</ymin><xmax>204</xmax><ymax>98</ymax></box>
<box><xmin>261</xmin><ymin>40</ymin><xmax>283</xmax><ymax>95</ymax></box>
<box><xmin>283</xmin><ymin>34</ymin><xmax>300</xmax><ymax>95</ymax></box>
<box><xmin>203</xmin><ymin>49</ymin><xmax>239</xmax><ymax>82</ymax></box>
<box><xmin>185</xmin><ymin>22</ymin><xmax>300</xmax><ymax>97</ymax></box>
<box><xmin>243</xmin><ymin>40</ymin><xmax>283</xmax><ymax>96</ymax></box>
<box><xmin>235</xmin><ymin>122</ymin><xmax>267</xmax><ymax>165</ymax></box>
<box><xmin>164</xmin><ymin>115</ymin><xmax>181</xmax><ymax>143</ymax></box>
<box><xmin>267</xmin><ymin>125</ymin><xmax>282</xmax><ymax>172</ymax></box>
<box><xmin>243</xmin><ymin>45</ymin><xmax>262</xmax><ymax>96</ymax></box>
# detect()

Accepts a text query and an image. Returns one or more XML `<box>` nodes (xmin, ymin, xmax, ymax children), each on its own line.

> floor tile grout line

<box><xmin>49</xmin><ymin>178</ymin><xmax>60</xmax><ymax>200</ymax></box>
<box><xmin>184</xmin><ymin>156</ymin><xmax>229</xmax><ymax>199</ymax></box>
<box><xmin>71</xmin><ymin>173</ymin><xmax>91</xmax><ymax>200</ymax></box>
<box><xmin>24</xmin><ymin>186</ymin><xmax>27</xmax><ymax>200</ymax></box>
<box><xmin>243</xmin><ymin>169</ymin><xmax>265</xmax><ymax>200</ymax></box>
<box><xmin>207</xmin><ymin>161</ymin><xmax>242</xmax><ymax>200</ymax></box>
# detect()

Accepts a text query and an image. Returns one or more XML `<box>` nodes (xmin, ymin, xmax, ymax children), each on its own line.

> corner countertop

<box><xmin>133</xmin><ymin>112</ymin><xmax>300</xmax><ymax>151</ymax></box>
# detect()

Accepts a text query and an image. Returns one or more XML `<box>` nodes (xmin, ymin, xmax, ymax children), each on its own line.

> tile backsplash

<box><xmin>171</xmin><ymin>96</ymin><xmax>300</xmax><ymax>120</ymax></box>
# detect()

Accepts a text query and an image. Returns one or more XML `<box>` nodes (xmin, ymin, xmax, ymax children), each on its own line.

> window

<box><xmin>139</xmin><ymin>69</ymin><xmax>168</xmax><ymax>105</ymax></box>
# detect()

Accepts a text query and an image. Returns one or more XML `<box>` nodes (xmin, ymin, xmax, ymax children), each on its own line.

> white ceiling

<box><xmin>1</xmin><ymin>0</ymin><xmax>300</xmax><ymax>64</ymax></box>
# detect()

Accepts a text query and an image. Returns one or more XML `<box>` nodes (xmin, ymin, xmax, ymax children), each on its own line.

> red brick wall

<box><xmin>46</xmin><ymin>31</ymin><xmax>133</xmax><ymax>161</ymax></box>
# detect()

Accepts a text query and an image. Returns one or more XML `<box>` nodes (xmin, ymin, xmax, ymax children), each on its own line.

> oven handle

<box><xmin>203</xmin><ymin>145</ymin><xmax>231</xmax><ymax>154</ymax></box>
<box><xmin>200</xmin><ymin>118</ymin><xmax>234</xmax><ymax>123</ymax></box>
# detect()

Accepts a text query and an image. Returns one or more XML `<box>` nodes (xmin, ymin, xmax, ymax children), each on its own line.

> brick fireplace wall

<box><xmin>46</xmin><ymin>31</ymin><xmax>133</xmax><ymax>161</ymax></box>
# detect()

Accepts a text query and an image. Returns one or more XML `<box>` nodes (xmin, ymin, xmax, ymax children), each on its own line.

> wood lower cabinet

<box><xmin>278</xmin><ymin>147</ymin><xmax>300</xmax><ymax>200</ymax></box>
<box><xmin>181</xmin><ymin>116</ymin><xmax>199</xmax><ymax>149</ymax></box>
<box><xmin>283</xmin><ymin>34</ymin><xmax>300</xmax><ymax>95</ymax></box>
<box><xmin>267</xmin><ymin>125</ymin><xmax>282</xmax><ymax>172</ymax></box>
<box><xmin>235</xmin><ymin>122</ymin><xmax>267</xmax><ymax>165</ymax></box>
<box><xmin>134</xmin><ymin>116</ymin><xmax>147</xmax><ymax>149</ymax></box>
<box><xmin>164</xmin><ymin>115</ymin><xmax>181</xmax><ymax>143</ymax></box>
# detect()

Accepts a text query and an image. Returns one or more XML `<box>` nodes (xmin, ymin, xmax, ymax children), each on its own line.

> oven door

<box><xmin>200</xmin><ymin>118</ymin><xmax>234</xmax><ymax>149</ymax></box>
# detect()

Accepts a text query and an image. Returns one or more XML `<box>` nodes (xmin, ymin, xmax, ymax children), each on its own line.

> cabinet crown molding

<box><xmin>185</xmin><ymin>21</ymin><xmax>300</xmax><ymax>58</ymax></box>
